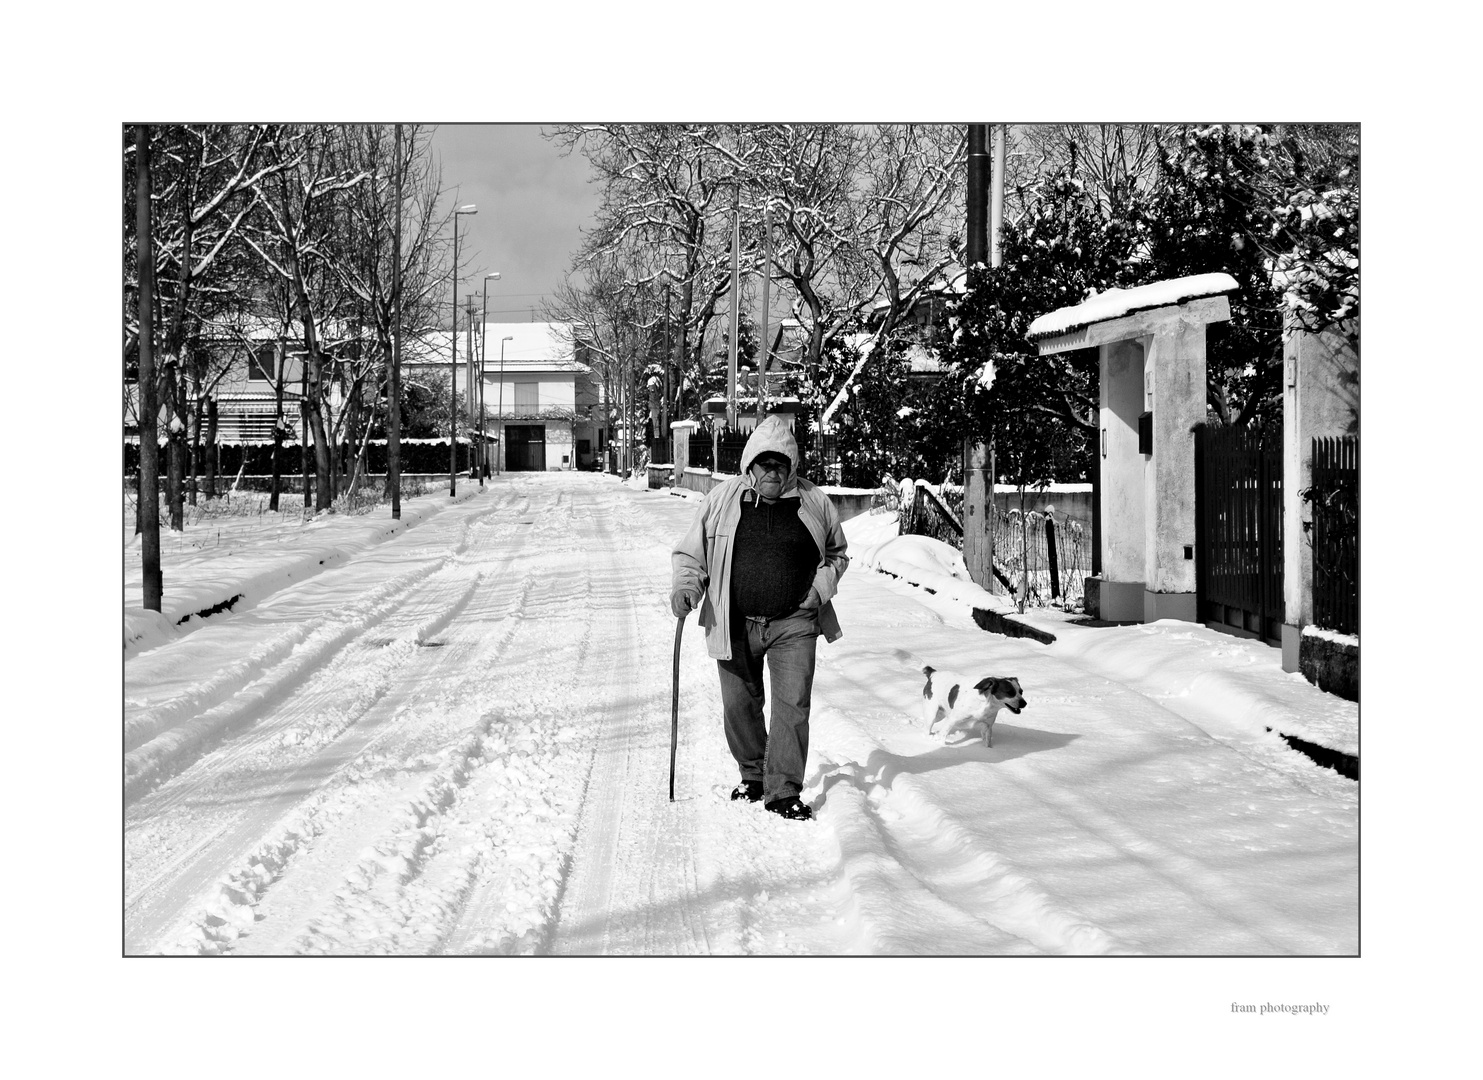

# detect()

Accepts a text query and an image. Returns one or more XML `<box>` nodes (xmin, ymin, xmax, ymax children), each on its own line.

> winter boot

<box><xmin>764</xmin><ymin>795</ymin><xmax>813</xmax><ymax>821</ymax></box>
<box><xmin>730</xmin><ymin>780</ymin><xmax>763</xmax><ymax>803</ymax></box>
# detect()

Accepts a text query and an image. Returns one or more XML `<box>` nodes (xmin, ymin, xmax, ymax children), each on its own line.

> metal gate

<box><xmin>505</xmin><ymin>425</ymin><xmax>546</xmax><ymax>471</ymax></box>
<box><xmin>1310</xmin><ymin>435</ymin><xmax>1358</xmax><ymax>635</ymax></box>
<box><xmin>1196</xmin><ymin>425</ymin><xmax>1284</xmax><ymax>646</ymax></box>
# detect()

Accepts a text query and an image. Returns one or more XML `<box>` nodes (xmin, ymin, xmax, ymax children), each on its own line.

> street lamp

<box><xmin>449</xmin><ymin>203</ymin><xmax>477</xmax><ymax>497</ymax></box>
<box><xmin>480</xmin><ymin>272</ymin><xmax>501</xmax><ymax>484</ymax></box>
<box><xmin>497</xmin><ymin>335</ymin><xmax>513</xmax><ymax>474</ymax></box>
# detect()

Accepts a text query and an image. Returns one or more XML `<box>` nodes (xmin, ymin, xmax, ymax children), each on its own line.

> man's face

<box><xmin>749</xmin><ymin>453</ymin><xmax>790</xmax><ymax>500</ymax></box>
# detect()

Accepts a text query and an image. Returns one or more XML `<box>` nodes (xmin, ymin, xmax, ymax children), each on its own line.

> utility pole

<box><xmin>662</xmin><ymin>276</ymin><xmax>672</xmax><ymax>452</ymax></box>
<box><xmin>758</xmin><ymin>201</ymin><xmax>771</xmax><ymax>419</ymax></box>
<box><xmin>450</xmin><ymin>261</ymin><xmax>458</xmax><ymax>496</ymax></box>
<box><xmin>962</xmin><ymin>123</ymin><xmax>996</xmax><ymax>591</ymax></box>
<box><xmin>449</xmin><ymin>205</ymin><xmax>477</xmax><ymax>496</ymax></box>
<box><xmin>726</xmin><ymin>186</ymin><xmax>740</xmax><ymax>431</ymax></box>
<box><xmin>464</xmin><ymin>294</ymin><xmax>478</xmax><ymax>437</ymax></box>
<box><xmin>135</xmin><ymin>124</ymin><xmax>162</xmax><ymax>611</ymax></box>
<box><xmin>991</xmin><ymin>124</ymin><xmax>1006</xmax><ymax>270</ymax></box>
<box><xmin>967</xmin><ymin>125</ymin><xmax>988</xmax><ymax>267</ymax></box>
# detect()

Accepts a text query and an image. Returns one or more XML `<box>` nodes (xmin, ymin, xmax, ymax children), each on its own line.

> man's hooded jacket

<box><xmin>671</xmin><ymin>414</ymin><xmax>849</xmax><ymax>660</ymax></box>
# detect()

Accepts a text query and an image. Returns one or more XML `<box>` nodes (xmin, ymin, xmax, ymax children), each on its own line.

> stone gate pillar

<box><xmin>1029</xmin><ymin>274</ymin><xmax>1237</xmax><ymax>625</ymax></box>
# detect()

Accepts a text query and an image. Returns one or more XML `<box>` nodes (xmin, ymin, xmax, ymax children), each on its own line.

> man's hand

<box><xmin>671</xmin><ymin>585</ymin><xmax>702</xmax><ymax>618</ymax></box>
<box><xmin>800</xmin><ymin>586</ymin><xmax>822</xmax><ymax>611</ymax></box>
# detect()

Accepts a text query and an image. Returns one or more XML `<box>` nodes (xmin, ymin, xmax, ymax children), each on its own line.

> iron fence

<box><xmin>715</xmin><ymin>433</ymin><xmax>749</xmax><ymax>474</ymax></box>
<box><xmin>1308</xmin><ymin>435</ymin><xmax>1358</xmax><ymax>635</ymax></box>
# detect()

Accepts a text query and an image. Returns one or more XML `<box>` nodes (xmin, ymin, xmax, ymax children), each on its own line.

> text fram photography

<box><xmin>124</xmin><ymin>123</ymin><xmax>1359</xmax><ymax>960</ymax></box>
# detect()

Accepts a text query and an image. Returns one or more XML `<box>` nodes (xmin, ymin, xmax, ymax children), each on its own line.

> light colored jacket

<box><xmin>671</xmin><ymin>415</ymin><xmax>849</xmax><ymax>660</ymax></box>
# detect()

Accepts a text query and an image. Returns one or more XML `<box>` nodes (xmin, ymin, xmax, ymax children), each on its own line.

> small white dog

<box><xmin>920</xmin><ymin>666</ymin><xmax>1028</xmax><ymax>748</ymax></box>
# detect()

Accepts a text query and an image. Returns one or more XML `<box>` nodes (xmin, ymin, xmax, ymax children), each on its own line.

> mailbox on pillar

<box><xmin>1028</xmin><ymin>273</ymin><xmax>1237</xmax><ymax>626</ymax></box>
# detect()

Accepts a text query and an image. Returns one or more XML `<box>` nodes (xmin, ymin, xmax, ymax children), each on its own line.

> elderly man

<box><xmin>670</xmin><ymin>414</ymin><xmax>849</xmax><ymax>821</ymax></box>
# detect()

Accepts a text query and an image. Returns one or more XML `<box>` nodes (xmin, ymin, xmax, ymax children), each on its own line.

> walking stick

<box><xmin>670</xmin><ymin>613</ymin><xmax>684</xmax><ymax>801</ymax></box>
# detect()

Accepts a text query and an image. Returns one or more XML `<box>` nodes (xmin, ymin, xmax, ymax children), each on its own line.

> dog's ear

<box><xmin>989</xmin><ymin>677</ymin><xmax>1019</xmax><ymax>700</ymax></box>
<box><xmin>973</xmin><ymin>677</ymin><xmax>996</xmax><ymax>696</ymax></box>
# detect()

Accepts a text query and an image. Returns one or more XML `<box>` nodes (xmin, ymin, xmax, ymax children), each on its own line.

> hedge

<box><xmin>124</xmin><ymin>439</ymin><xmax>474</xmax><ymax>476</ymax></box>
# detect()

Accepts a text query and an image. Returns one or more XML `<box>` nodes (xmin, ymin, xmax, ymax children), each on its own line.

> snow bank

<box><xmin>845</xmin><ymin>512</ymin><xmax>1013</xmax><ymax>615</ymax></box>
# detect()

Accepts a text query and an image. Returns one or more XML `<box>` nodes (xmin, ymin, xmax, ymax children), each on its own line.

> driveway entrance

<box><xmin>506</xmin><ymin>425</ymin><xmax>546</xmax><ymax>471</ymax></box>
<box><xmin>1196</xmin><ymin>425</ymin><xmax>1284</xmax><ymax>646</ymax></box>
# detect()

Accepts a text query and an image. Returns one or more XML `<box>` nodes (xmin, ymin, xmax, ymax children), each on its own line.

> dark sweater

<box><xmin>730</xmin><ymin>493</ymin><xmax>818</xmax><ymax>618</ymax></box>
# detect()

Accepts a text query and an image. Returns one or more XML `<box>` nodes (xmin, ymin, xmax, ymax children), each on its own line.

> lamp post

<box><xmin>497</xmin><ymin>335</ymin><xmax>513</xmax><ymax>474</ymax></box>
<box><xmin>449</xmin><ymin>203</ymin><xmax>477</xmax><ymax>496</ymax></box>
<box><xmin>480</xmin><ymin>272</ymin><xmax>501</xmax><ymax>484</ymax></box>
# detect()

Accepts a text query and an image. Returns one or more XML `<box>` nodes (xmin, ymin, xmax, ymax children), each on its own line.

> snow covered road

<box><xmin>123</xmin><ymin>472</ymin><xmax>1357</xmax><ymax>955</ymax></box>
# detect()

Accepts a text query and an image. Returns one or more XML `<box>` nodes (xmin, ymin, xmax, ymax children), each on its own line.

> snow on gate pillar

<box><xmin>1028</xmin><ymin>274</ymin><xmax>1237</xmax><ymax>625</ymax></box>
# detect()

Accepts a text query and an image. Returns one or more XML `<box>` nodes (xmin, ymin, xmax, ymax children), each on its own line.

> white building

<box><xmin>465</xmin><ymin>321</ymin><xmax>602</xmax><ymax>472</ymax></box>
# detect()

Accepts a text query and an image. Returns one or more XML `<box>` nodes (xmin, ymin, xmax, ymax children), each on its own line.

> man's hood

<box><xmin>739</xmin><ymin>414</ymin><xmax>801</xmax><ymax>497</ymax></box>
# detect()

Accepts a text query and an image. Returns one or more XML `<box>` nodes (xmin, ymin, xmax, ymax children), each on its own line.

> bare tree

<box><xmin>549</xmin><ymin>124</ymin><xmax>970</xmax><ymax>435</ymax></box>
<box><xmin>124</xmin><ymin>124</ymin><xmax>292</xmax><ymax>527</ymax></box>
<box><xmin>329</xmin><ymin>125</ymin><xmax>453</xmax><ymax>491</ymax></box>
<box><xmin>1013</xmin><ymin>123</ymin><xmax>1164</xmax><ymax>215</ymax></box>
<box><xmin>134</xmin><ymin>125</ymin><xmax>162</xmax><ymax>611</ymax></box>
<box><xmin>241</xmin><ymin>126</ymin><xmax>372</xmax><ymax>512</ymax></box>
<box><xmin>546</xmin><ymin>124</ymin><xmax>750</xmax><ymax>416</ymax></box>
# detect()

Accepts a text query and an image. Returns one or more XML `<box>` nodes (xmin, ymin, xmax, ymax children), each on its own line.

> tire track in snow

<box><xmin>124</xmin><ymin>570</ymin><xmax>492</xmax><ymax>952</ymax></box>
<box><xmin>276</xmin><ymin>578</ymin><xmax>586</xmax><ymax>954</ymax></box>
<box><xmin>539</xmin><ymin>489</ymin><xmax>846</xmax><ymax>956</ymax></box>
<box><xmin>172</xmin><ymin>481</ymin><xmax>587</xmax><ymax>954</ymax></box>
<box><xmin>267</xmin><ymin>480</ymin><xmax>612</xmax><ymax>954</ymax></box>
<box><xmin>123</xmin><ymin>560</ymin><xmax>444</xmax><ymax>756</ymax></box>
<box><xmin>124</xmin><ymin>561</ymin><xmax>466</xmax><ymax>801</ymax></box>
<box><xmin>124</xmin><ymin>496</ymin><xmax>528</xmax><ymax>953</ymax></box>
<box><xmin>437</xmin><ymin>494</ymin><xmax>647</xmax><ymax>955</ymax></box>
<box><xmin>124</xmin><ymin>497</ymin><xmax>513</xmax><ymax>797</ymax></box>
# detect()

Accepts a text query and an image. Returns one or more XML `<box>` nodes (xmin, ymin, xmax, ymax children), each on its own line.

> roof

<box><xmin>1026</xmin><ymin>273</ymin><xmax>1239</xmax><ymax>342</ymax></box>
<box><xmin>483</xmin><ymin>322</ymin><xmax>592</xmax><ymax>372</ymax></box>
<box><xmin>404</xmin><ymin>322</ymin><xmax>592</xmax><ymax>373</ymax></box>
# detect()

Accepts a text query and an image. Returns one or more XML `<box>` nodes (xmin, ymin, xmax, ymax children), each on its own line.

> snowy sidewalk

<box><xmin>846</xmin><ymin>511</ymin><xmax>1358</xmax><ymax>766</ymax></box>
<box><xmin>123</xmin><ymin>487</ymin><xmax>480</xmax><ymax>655</ymax></box>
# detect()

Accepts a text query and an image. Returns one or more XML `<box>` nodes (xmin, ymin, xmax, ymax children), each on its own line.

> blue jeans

<box><xmin>716</xmin><ymin>609</ymin><xmax>820</xmax><ymax>804</ymax></box>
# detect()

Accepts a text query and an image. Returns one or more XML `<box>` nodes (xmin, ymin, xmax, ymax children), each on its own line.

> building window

<box><xmin>248</xmin><ymin>346</ymin><xmax>278</xmax><ymax>384</ymax></box>
<box><xmin>515</xmin><ymin>382</ymin><xmax>539</xmax><ymax>416</ymax></box>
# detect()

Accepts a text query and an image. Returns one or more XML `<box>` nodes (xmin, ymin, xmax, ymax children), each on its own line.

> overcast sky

<box><xmin>426</xmin><ymin>125</ymin><xmax>600</xmax><ymax>325</ymax></box>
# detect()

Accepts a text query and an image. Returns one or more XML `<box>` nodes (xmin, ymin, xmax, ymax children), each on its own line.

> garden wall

<box><xmin>672</xmin><ymin>467</ymin><xmax>877</xmax><ymax>522</ymax></box>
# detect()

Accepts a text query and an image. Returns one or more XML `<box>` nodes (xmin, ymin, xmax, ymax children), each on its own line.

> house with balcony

<box><xmin>123</xmin><ymin>317</ymin><xmax>320</xmax><ymax>448</ymax></box>
<box><xmin>405</xmin><ymin>321</ymin><xmax>602</xmax><ymax>472</ymax></box>
<box><xmin>215</xmin><ymin>333</ymin><xmax>309</xmax><ymax>442</ymax></box>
